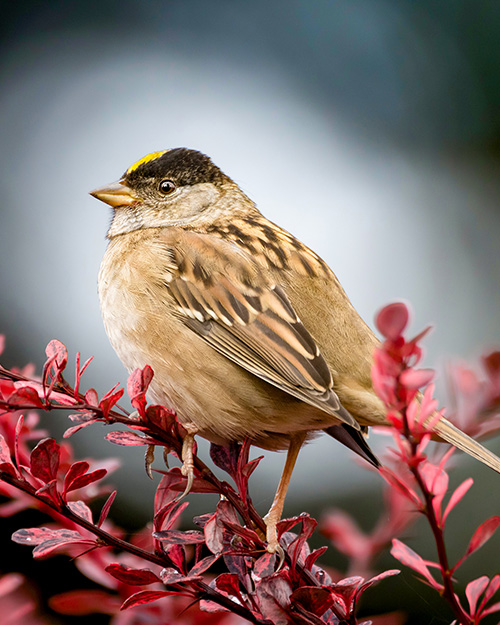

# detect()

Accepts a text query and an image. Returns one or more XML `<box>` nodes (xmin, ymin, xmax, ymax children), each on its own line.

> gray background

<box><xmin>1</xmin><ymin>1</ymin><xmax>500</xmax><ymax>621</ymax></box>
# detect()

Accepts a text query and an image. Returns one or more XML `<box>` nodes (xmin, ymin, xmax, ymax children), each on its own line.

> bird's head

<box><xmin>90</xmin><ymin>148</ymin><xmax>245</xmax><ymax>237</ymax></box>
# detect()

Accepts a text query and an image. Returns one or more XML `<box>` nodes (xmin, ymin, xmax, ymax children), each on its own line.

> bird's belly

<box><xmin>99</xmin><ymin>272</ymin><xmax>335</xmax><ymax>450</ymax></box>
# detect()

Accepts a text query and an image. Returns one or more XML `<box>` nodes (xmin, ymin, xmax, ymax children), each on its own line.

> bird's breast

<box><xmin>98</xmin><ymin>233</ymin><xmax>329</xmax><ymax>448</ymax></box>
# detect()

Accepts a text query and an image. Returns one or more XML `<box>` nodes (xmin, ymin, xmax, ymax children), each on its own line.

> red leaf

<box><xmin>12</xmin><ymin>527</ymin><xmax>93</xmax><ymax>559</ymax></box>
<box><xmin>30</xmin><ymin>438</ymin><xmax>60</xmax><ymax>483</ymax></box>
<box><xmin>193</xmin><ymin>513</ymin><xmax>212</xmax><ymax>528</ymax></box>
<box><xmin>357</xmin><ymin>569</ymin><xmax>401</xmax><ymax>598</ymax></box>
<box><xmin>0</xmin><ymin>434</ymin><xmax>17</xmax><ymax>477</ymax></box>
<box><xmin>6</xmin><ymin>386</ymin><xmax>45</xmax><ymax>409</ymax></box>
<box><xmin>153</xmin><ymin>529</ymin><xmax>206</xmax><ymax>544</ymax></box>
<box><xmin>64</xmin><ymin>420</ymin><xmax>99</xmax><ymax>438</ymax></box>
<box><xmin>286</xmin><ymin>514</ymin><xmax>317</xmax><ymax>570</ymax></box>
<box><xmin>215</xmin><ymin>573</ymin><xmax>241</xmax><ymax>597</ymax></box>
<box><xmin>0</xmin><ymin>378</ymin><xmax>15</xmax><ymax>400</ymax></box>
<box><xmin>105</xmin><ymin>431</ymin><xmax>157</xmax><ymax>446</ymax></box>
<box><xmin>223</xmin><ymin>554</ymin><xmax>249</xmax><ymax>588</ymax></box>
<box><xmin>291</xmin><ymin>586</ymin><xmax>334</xmax><ymax>616</ymax></box>
<box><xmin>127</xmin><ymin>366</ymin><xmax>154</xmax><ymax>417</ymax></box>
<box><xmin>33</xmin><ymin>537</ymin><xmax>94</xmax><ymax>559</ymax></box>
<box><xmin>204</xmin><ymin>500</ymin><xmax>239</xmax><ymax>555</ymax></box>
<box><xmin>204</xmin><ymin>513</ymin><xmax>223</xmax><ymax>555</ymax></box>
<box><xmin>99</xmin><ymin>386</ymin><xmax>124</xmax><ymax>418</ymax></box>
<box><xmin>210</xmin><ymin>442</ymin><xmax>240</xmax><ymax>475</ymax></box>
<box><xmin>482</xmin><ymin>601</ymin><xmax>500</xmax><ymax>617</ymax></box>
<box><xmin>400</xmin><ymin>368</ymin><xmax>434</xmax><ymax>389</ymax></box>
<box><xmin>63</xmin><ymin>461</ymin><xmax>90</xmax><ymax>494</ymax></box>
<box><xmin>67</xmin><ymin>500</ymin><xmax>93</xmax><ymax>523</ymax></box>
<box><xmin>175</xmin><ymin>475</ymin><xmax>220</xmax><ymax>494</ymax></box>
<box><xmin>0</xmin><ymin>435</ymin><xmax>12</xmax><ymax>464</ymax></box>
<box><xmin>215</xmin><ymin>499</ymin><xmax>239</xmax><ymax>527</ymax></box>
<box><xmin>330</xmin><ymin>577</ymin><xmax>363</xmax><ymax>615</ymax></box>
<box><xmin>390</xmin><ymin>540</ymin><xmax>442</xmax><ymax>590</ymax></box>
<box><xmin>483</xmin><ymin>352</ymin><xmax>500</xmax><ymax>380</ymax></box>
<box><xmin>466</xmin><ymin>576</ymin><xmax>489</xmax><ymax>616</ymax></box>
<box><xmin>223</xmin><ymin>521</ymin><xmax>263</xmax><ymax>546</ymax></box>
<box><xmin>121</xmin><ymin>590</ymin><xmax>191</xmax><ymax>610</ymax></box>
<box><xmin>14</xmin><ymin>415</ymin><xmax>24</xmax><ymax>471</ymax></box>
<box><xmin>380</xmin><ymin>467</ymin><xmax>422</xmax><ymax>508</ymax></box>
<box><xmin>235</xmin><ymin>439</ymin><xmax>263</xmax><ymax>504</ymax></box>
<box><xmin>254</xmin><ymin>552</ymin><xmax>277</xmax><ymax>579</ymax></box>
<box><xmin>45</xmin><ymin>339</ymin><xmax>68</xmax><ymax>368</ymax></box>
<box><xmin>84</xmin><ymin>388</ymin><xmax>99</xmax><ymax>406</ymax></box>
<box><xmin>127</xmin><ymin>365</ymin><xmax>154</xmax><ymax>397</ymax></box>
<box><xmin>241</xmin><ymin>455</ymin><xmax>263</xmax><ymax>480</ymax></box>
<box><xmin>167</xmin><ymin>543</ymin><xmax>187</xmax><ymax>573</ymax></box>
<box><xmin>12</xmin><ymin>527</ymin><xmax>76</xmax><ymax>546</ymax></box>
<box><xmin>74</xmin><ymin>354</ymin><xmax>94</xmax><ymax>398</ymax></box>
<box><xmin>160</xmin><ymin>567</ymin><xmax>202</xmax><ymax>585</ymax></box>
<box><xmin>105</xmin><ymin>563</ymin><xmax>160</xmax><ymax>586</ymax></box>
<box><xmin>49</xmin><ymin>589</ymin><xmax>120</xmax><ymax>615</ymax></box>
<box><xmin>45</xmin><ymin>340</ymin><xmax>68</xmax><ymax>378</ymax></box>
<box><xmin>36</xmin><ymin>479</ymin><xmax>61</xmax><ymax>506</ymax></box>
<box><xmin>304</xmin><ymin>547</ymin><xmax>328</xmax><ymax>571</ymax></box>
<box><xmin>189</xmin><ymin>554</ymin><xmax>220</xmax><ymax>576</ymax></box>
<box><xmin>145</xmin><ymin>404</ymin><xmax>176</xmax><ymax>431</ymax></box>
<box><xmin>154</xmin><ymin>471</ymin><xmax>187</xmax><ymax>520</ymax></box>
<box><xmin>64</xmin><ymin>468</ymin><xmax>107</xmax><ymax>494</ymax></box>
<box><xmin>277</xmin><ymin>515</ymin><xmax>307</xmax><ymax>538</ymax></box>
<box><xmin>480</xmin><ymin>575</ymin><xmax>500</xmax><ymax>614</ymax></box>
<box><xmin>443</xmin><ymin>478</ymin><xmax>473</xmax><ymax>524</ymax></box>
<box><xmin>376</xmin><ymin>303</ymin><xmax>409</xmax><ymax>341</ymax></box>
<box><xmin>420</xmin><ymin>463</ymin><xmax>449</xmax><ymax>522</ymax></box>
<box><xmin>455</xmin><ymin>517</ymin><xmax>500</xmax><ymax>569</ymax></box>
<box><xmin>98</xmin><ymin>490</ymin><xmax>117</xmax><ymax>528</ymax></box>
<box><xmin>0</xmin><ymin>461</ymin><xmax>18</xmax><ymax>477</ymax></box>
<box><xmin>256</xmin><ymin>575</ymin><xmax>292</xmax><ymax>625</ymax></box>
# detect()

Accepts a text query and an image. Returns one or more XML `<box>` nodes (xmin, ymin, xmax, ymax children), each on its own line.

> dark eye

<box><xmin>159</xmin><ymin>180</ymin><xmax>176</xmax><ymax>195</ymax></box>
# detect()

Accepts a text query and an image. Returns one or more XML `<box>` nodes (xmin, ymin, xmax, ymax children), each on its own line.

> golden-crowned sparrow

<box><xmin>91</xmin><ymin>148</ymin><xmax>500</xmax><ymax>553</ymax></box>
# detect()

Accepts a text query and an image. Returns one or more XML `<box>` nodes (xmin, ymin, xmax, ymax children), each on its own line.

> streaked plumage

<box><xmin>92</xmin><ymin>148</ymin><xmax>500</xmax><ymax>553</ymax></box>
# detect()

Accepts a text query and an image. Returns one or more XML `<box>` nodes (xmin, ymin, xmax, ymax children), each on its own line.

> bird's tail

<box><xmin>433</xmin><ymin>417</ymin><xmax>500</xmax><ymax>473</ymax></box>
<box><xmin>324</xmin><ymin>423</ymin><xmax>380</xmax><ymax>469</ymax></box>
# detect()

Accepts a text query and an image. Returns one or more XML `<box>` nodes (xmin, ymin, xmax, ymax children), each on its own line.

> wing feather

<box><xmin>162</xmin><ymin>230</ymin><xmax>358</xmax><ymax>429</ymax></box>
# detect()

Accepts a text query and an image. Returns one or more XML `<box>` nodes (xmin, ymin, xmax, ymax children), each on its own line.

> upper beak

<box><xmin>89</xmin><ymin>180</ymin><xmax>139</xmax><ymax>208</ymax></box>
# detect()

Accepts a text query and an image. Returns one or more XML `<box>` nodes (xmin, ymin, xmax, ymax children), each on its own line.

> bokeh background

<box><xmin>1</xmin><ymin>1</ymin><xmax>500</xmax><ymax>622</ymax></box>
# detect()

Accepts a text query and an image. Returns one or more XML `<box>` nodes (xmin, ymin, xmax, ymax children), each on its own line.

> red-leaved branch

<box><xmin>0</xmin><ymin>303</ymin><xmax>499</xmax><ymax>624</ymax></box>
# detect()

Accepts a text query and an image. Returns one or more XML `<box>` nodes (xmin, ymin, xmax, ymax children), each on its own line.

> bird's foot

<box><xmin>264</xmin><ymin>514</ymin><xmax>285</xmax><ymax>570</ymax></box>
<box><xmin>177</xmin><ymin>423</ymin><xmax>199</xmax><ymax>501</ymax></box>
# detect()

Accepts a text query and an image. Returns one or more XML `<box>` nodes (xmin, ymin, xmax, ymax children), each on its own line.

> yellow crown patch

<box><xmin>126</xmin><ymin>151</ymin><xmax>167</xmax><ymax>175</ymax></box>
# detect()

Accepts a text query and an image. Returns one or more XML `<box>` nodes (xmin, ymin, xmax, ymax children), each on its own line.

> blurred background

<box><xmin>1</xmin><ymin>0</ymin><xmax>500</xmax><ymax>622</ymax></box>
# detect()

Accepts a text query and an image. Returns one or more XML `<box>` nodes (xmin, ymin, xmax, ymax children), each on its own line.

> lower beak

<box><xmin>89</xmin><ymin>180</ymin><xmax>139</xmax><ymax>208</ymax></box>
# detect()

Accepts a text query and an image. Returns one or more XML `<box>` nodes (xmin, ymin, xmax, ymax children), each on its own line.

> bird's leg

<box><xmin>265</xmin><ymin>432</ymin><xmax>307</xmax><ymax>558</ymax></box>
<box><xmin>177</xmin><ymin>423</ymin><xmax>199</xmax><ymax>500</ymax></box>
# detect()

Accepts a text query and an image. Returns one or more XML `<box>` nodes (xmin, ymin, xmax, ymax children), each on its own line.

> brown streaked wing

<box><xmin>163</xmin><ymin>231</ymin><xmax>358</xmax><ymax>429</ymax></box>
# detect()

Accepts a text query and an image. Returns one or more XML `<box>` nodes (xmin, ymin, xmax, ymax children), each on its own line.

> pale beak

<box><xmin>89</xmin><ymin>180</ymin><xmax>139</xmax><ymax>208</ymax></box>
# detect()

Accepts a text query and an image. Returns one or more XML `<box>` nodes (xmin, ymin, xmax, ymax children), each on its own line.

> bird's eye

<box><xmin>159</xmin><ymin>180</ymin><xmax>176</xmax><ymax>195</ymax></box>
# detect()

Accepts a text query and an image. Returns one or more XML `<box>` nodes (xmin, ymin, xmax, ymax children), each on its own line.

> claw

<box><xmin>175</xmin><ymin>466</ymin><xmax>194</xmax><ymax>502</ymax></box>
<box><xmin>174</xmin><ymin>423</ymin><xmax>199</xmax><ymax>502</ymax></box>
<box><xmin>264</xmin><ymin>518</ymin><xmax>285</xmax><ymax>569</ymax></box>
<box><xmin>145</xmin><ymin>444</ymin><xmax>155</xmax><ymax>480</ymax></box>
<box><xmin>163</xmin><ymin>446</ymin><xmax>170</xmax><ymax>468</ymax></box>
<box><xmin>275</xmin><ymin>545</ymin><xmax>285</xmax><ymax>571</ymax></box>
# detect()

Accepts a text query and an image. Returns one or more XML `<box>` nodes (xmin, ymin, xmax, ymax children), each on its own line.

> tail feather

<box><xmin>324</xmin><ymin>424</ymin><xmax>380</xmax><ymax>469</ymax></box>
<box><xmin>433</xmin><ymin>417</ymin><xmax>500</xmax><ymax>473</ymax></box>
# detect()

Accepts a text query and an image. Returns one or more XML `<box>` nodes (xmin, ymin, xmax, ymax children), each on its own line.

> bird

<box><xmin>91</xmin><ymin>148</ymin><xmax>500</xmax><ymax>554</ymax></box>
